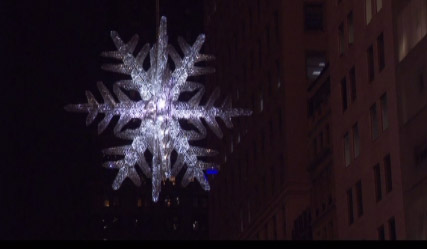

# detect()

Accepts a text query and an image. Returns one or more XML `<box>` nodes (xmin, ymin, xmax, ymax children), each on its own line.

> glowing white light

<box><xmin>66</xmin><ymin>16</ymin><xmax>252</xmax><ymax>202</ymax></box>
<box><xmin>313</xmin><ymin>70</ymin><xmax>322</xmax><ymax>76</ymax></box>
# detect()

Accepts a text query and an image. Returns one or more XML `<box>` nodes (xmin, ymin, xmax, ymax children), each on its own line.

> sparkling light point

<box><xmin>66</xmin><ymin>16</ymin><xmax>252</xmax><ymax>202</ymax></box>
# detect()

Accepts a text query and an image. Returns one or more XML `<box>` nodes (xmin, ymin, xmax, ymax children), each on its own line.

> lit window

<box><xmin>137</xmin><ymin>198</ymin><xmax>142</xmax><ymax>207</ymax></box>
<box><xmin>306</xmin><ymin>53</ymin><xmax>326</xmax><ymax>80</ymax></box>
<box><xmin>366</xmin><ymin>0</ymin><xmax>373</xmax><ymax>24</ymax></box>
<box><xmin>397</xmin><ymin>0</ymin><xmax>427</xmax><ymax>61</ymax></box>
<box><xmin>165</xmin><ymin>197</ymin><xmax>171</xmax><ymax>207</ymax></box>
<box><xmin>104</xmin><ymin>199</ymin><xmax>110</xmax><ymax>207</ymax></box>
<box><xmin>376</xmin><ymin>0</ymin><xmax>383</xmax><ymax>12</ymax></box>
<box><xmin>193</xmin><ymin>220</ymin><xmax>199</xmax><ymax>231</ymax></box>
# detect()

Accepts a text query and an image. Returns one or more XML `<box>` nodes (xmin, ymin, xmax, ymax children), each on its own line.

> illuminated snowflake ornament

<box><xmin>66</xmin><ymin>17</ymin><xmax>252</xmax><ymax>202</ymax></box>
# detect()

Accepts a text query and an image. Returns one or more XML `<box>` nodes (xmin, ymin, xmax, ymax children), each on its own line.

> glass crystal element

<box><xmin>65</xmin><ymin>16</ymin><xmax>252</xmax><ymax>202</ymax></box>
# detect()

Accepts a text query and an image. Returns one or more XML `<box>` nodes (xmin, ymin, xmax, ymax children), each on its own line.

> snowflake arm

<box><xmin>65</xmin><ymin>16</ymin><xmax>252</xmax><ymax>202</ymax></box>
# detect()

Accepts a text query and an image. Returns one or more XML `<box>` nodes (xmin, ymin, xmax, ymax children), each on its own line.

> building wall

<box><xmin>327</xmin><ymin>0</ymin><xmax>406</xmax><ymax>240</ymax></box>
<box><xmin>395</xmin><ymin>0</ymin><xmax>427</xmax><ymax>238</ymax></box>
<box><xmin>204</xmin><ymin>0</ymin><xmax>328</xmax><ymax>240</ymax></box>
<box><xmin>205</xmin><ymin>0</ymin><xmax>427</xmax><ymax>240</ymax></box>
<box><xmin>307</xmin><ymin>66</ymin><xmax>337</xmax><ymax>240</ymax></box>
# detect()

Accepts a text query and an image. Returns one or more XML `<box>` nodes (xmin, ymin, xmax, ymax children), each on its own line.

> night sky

<box><xmin>2</xmin><ymin>0</ymin><xmax>206</xmax><ymax>239</ymax></box>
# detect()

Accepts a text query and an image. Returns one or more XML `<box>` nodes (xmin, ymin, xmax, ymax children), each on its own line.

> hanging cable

<box><xmin>156</xmin><ymin>0</ymin><xmax>160</xmax><ymax>36</ymax></box>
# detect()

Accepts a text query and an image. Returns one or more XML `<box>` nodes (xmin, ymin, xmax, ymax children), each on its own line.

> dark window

<box><xmin>415</xmin><ymin>142</ymin><xmax>427</xmax><ymax>165</ymax></box>
<box><xmin>378</xmin><ymin>225</ymin><xmax>385</xmax><ymax>240</ymax></box>
<box><xmin>269</xmin><ymin>120</ymin><xmax>274</xmax><ymax>147</ymax></box>
<box><xmin>384</xmin><ymin>154</ymin><xmax>392</xmax><ymax>192</ymax></box>
<box><xmin>344</xmin><ymin>132</ymin><xmax>351</xmax><ymax>167</ymax></box>
<box><xmin>274</xmin><ymin>216</ymin><xmax>278</xmax><ymax>239</ymax></box>
<box><xmin>353</xmin><ymin>123</ymin><xmax>360</xmax><ymax>158</ymax></box>
<box><xmin>278</xmin><ymin>108</ymin><xmax>283</xmax><ymax>135</ymax></box>
<box><xmin>381</xmin><ymin>93</ymin><xmax>389</xmax><ymax>131</ymax></box>
<box><xmin>339</xmin><ymin>23</ymin><xmax>345</xmax><ymax>55</ymax></box>
<box><xmin>348</xmin><ymin>12</ymin><xmax>354</xmax><ymax>45</ymax></box>
<box><xmin>279</xmin><ymin>154</ymin><xmax>284</xmax><ymax>187</ymax></box>
<box><xmin>313</xmin><ymin>138</ymin><xmax>318</xmax><ymax>156</ymax></box>
<box><xmin>349</xmin><ymin>67</ymin><xmax>357</xmax><ymax>102</ymax></box>
<box><xmin>419</xmin><ymin>73</ymin><xmax>424</xmax><ymax>92</ymax></box>
<box><xmin>347</xmin><ymin>188</ymin><xmax>354</xmax><ymax>225</ymax></box>
<box><xmin>274</xmin><ymin>11</ymin><xmax>280</xmax><ymax>43</ymax></box>
<box><xmin>355</xmin><ymin>180</ymin><xmax>364</xmax><ymax>216</ymax></box>
<box><xmin>253</xmin><ymin>142</ymin><xmax>257</xmax><ymax>162</ymax></box>
<box><xmin>368</xmin><ymin>45</ymin><xmax>375</xmax><ymax>82</ymax></box>
<box><xmin>276</xmin><ymin>59</ymin><xmax>281</xmax><ymax>88</ymax></box>
<box><xmin>326</xmin><ymin>124</ymin><xmax>330</xmax><ymax>145</ymax></box>
<box><xmin>341</xmin><ymin>77</ymin><xmax>348</xmax><ymax>111</ymax></box>
<box><xmin>282</xmin><ymin>204</ymin><xmax>287</xmax><ymax>237</ymax></box>
<box><xmin>320</xmin><ymin>131</ymin><xmax>324</xmax><ymax>150</ymax></box>
<box><xmin>271</xmin><ymin>165</ymin><xmax>275</xmax><ymax>194</ymax></box>
<box><xmin>370</xmin><ymin>103</ymin><xmax>380</xmax><ymax>140</ymax></box>
<box><xmin>251</xmin><ymin>52</ymin><xmax>254</xmax><ymax>72</ymax></box>
<box><xmin>304</xmin><ymin>3</ymin><xmax>324</xmax><ymax>31</ymax></box>
<box><xmin>377</xmin><ymin>33</ymin><xmax>385</xmax><ymax>71</ymax></box>
<box><xmin>249</xmin><ymin>7</ymin><xmax>253</xmax><ymax>29</ymax></box>
<box><xmin>374</xmin><ymin>164</ymin><xmax>382</xmax><ymax>201</ymax></box>
<box><xmin>388</xmin><ymin>217</ymin><xmax>397</xmax><ymax>240</ymax></box>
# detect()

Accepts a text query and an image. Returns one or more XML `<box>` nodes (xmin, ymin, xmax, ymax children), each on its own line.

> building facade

<box><xmin>205</xmin><ymin>0</ymin><xmax>427</xmax><ymax>240</ymax></box>
<box><xmin>204</xmin><ymin>0</ymin><xmax>328</xmax><ymax>240</ymax></box>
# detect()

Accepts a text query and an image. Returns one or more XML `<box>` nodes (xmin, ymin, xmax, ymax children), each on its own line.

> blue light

<box><xmin>206</xmin><ymin>169</ymin><xmax>219</xmax><ymax>175</ymax></box>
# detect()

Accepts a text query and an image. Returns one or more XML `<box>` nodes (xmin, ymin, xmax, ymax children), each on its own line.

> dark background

<box><xmin>1</xmin><ymin>0</ymin><xmax>206</xmax><ymax>239</ymax></box>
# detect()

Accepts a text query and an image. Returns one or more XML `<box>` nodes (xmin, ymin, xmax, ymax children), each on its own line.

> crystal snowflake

<box><xmin>66</xmin><ymin>16</ymin><xmax>252</xmax><ymax>202</ymax></box>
